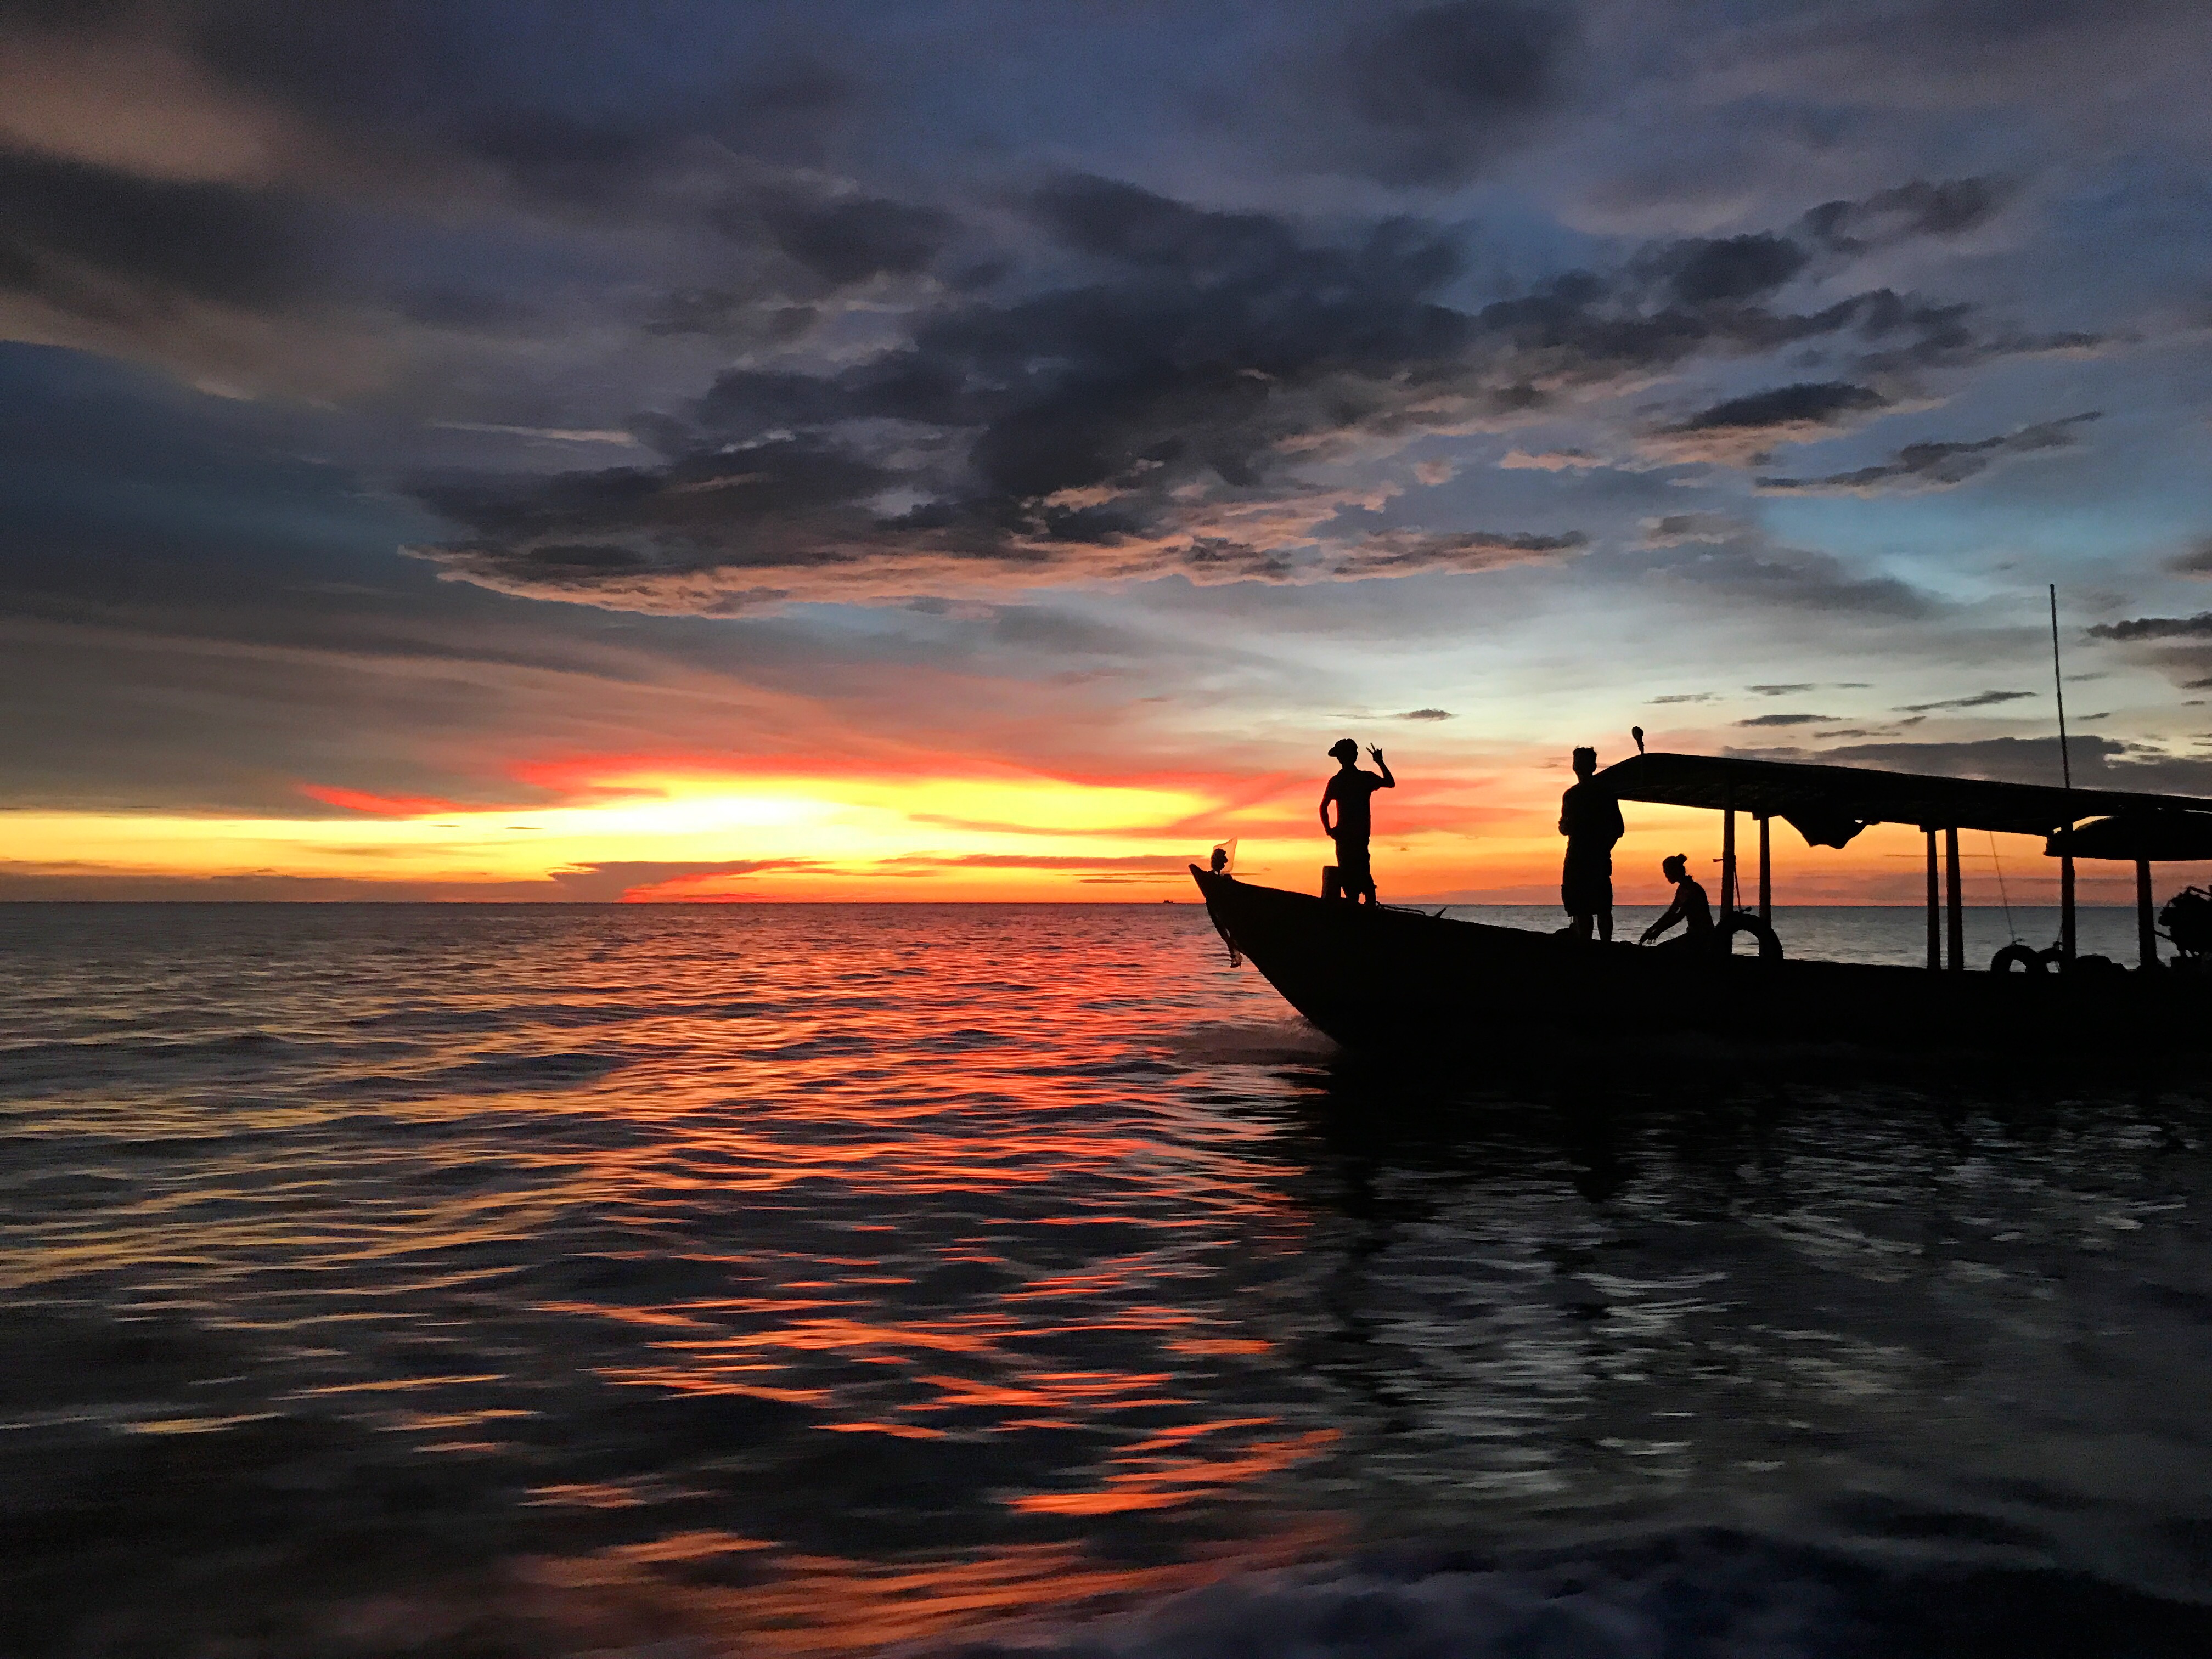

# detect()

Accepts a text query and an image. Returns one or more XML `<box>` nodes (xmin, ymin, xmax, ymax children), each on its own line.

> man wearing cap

<box><xmin>1320</xmin><ymin>739</ymin><xmax>1394</xmax><ymax>903</ymax></box>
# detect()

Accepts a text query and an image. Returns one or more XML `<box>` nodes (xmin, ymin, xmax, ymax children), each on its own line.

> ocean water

<box><xmin>2</xmin><ymin>902</ymin><xmax>2208</xmax><ymax>1658</ymax></box>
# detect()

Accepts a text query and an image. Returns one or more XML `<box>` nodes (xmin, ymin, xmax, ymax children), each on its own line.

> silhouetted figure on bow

<box><xmin>1640</xmin><ymin>854</ymin><xmax>1715</xmax><ymax>951</ymax></box>
<box><xmin>1320</xmin><ymin>739</ymin><xmax>1394</xmax><ymax>904</ymax></box>
<box><xmin>1558</xmin><ymin>746</ymin><xmax>1624</xmax><ymax>941</ymax></box>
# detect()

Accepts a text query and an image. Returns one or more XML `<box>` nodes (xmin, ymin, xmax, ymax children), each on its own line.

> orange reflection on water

<box><xmin>592</xmin><ymin>1372</ymin><xmax>834</xmax><ymax>1406</ymax></box>
<box><xmin>1166</xmin><ymin>1338</ymin><xmax>1275</xmax><ymax>1356</ymax></box>
<box><xmin>525</xmin><ymin>1520</ymin><xmax>1348</xmax><ymax>1659</ymax></box>
<box><xmin>1007</xmin><ymin>1424</ymin><xmax>1339</xmax><ymax>1516</ymax></box>
<box><xmin>910</xmin><ymin>1370</ymin><xmax>1180</xmax><ymax>1415</ymax></box>
<box><xmin>643</xmin><ymin>1314</ymin><xmax>1011</xmax><ymax>1360</ymax></box>
<box><xmin>600</xmin><ymin>1530</ymin><xmax>778</xmax><ymax>1565</ymax></box>
<box><xmin>1011</xmin><ymin>1490</ymin><xmax>1191</xmax><ymax>1515</ymax></box>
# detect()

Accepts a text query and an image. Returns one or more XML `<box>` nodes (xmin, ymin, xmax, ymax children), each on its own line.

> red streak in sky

<box><xmin>300</xmin><ymin>785</ymin><xmax>472</xmax><ymax>817</ymax></box>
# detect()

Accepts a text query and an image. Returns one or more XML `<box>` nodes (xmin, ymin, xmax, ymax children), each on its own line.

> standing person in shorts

<box><xmin>1319</xmin><ymin>738</ymin><xmax>1394</xmax><ymax>904</ymax></box>
<box><xmin>1558</xmin><ymin>746</ymin><xmax>1624</xmax><ymax>941</ymax></box>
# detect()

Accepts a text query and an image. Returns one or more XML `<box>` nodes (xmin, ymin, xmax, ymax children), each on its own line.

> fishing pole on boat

<box><xmin>1988</xmin><ymin>829</ymin><xmax>2019</xmax><ymax>947</ymax></box>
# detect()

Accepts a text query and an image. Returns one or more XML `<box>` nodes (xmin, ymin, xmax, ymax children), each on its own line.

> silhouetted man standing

<box><xmin>1558</xmin><ymin>745</ymin><xmax>1623</xmax><ymax>941</ymax></box>
<box><xmin>1320</xmin><ymin>738</ymin><xmax>1394</xmax><ymax>904</ymax></box>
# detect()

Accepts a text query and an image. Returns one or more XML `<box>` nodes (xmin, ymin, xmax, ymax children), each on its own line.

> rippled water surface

<box><xmin>3</xmin><ymin>903</ymin><xmax>2209</xmax><ymax>1658</ymax></box>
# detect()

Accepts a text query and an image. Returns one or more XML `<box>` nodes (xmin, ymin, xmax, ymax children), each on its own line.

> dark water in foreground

<box><xmin>3</xmin><ymin>903</ymin><xmax>2208</xmax><ymax>1658</ymax></box>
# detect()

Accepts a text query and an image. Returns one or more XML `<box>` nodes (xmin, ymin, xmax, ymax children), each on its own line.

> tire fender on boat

<box><xmin>1716</xmin><ymin>914</ymin><xmax>1784</xmax><ymax>962</ymax></box>
<box><xmin>1991</xmin><ymin>943</ymin><xmax>2046</xmax><ymax>974</ymax></box>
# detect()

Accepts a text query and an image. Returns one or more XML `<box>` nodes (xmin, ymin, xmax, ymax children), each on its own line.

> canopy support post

<box><xmin>1925</xmin><ymin>829</ymin><xmax>1940</xmax><ymax>972</ymax></box>
<box><xmin>1721</xmin><ymin>808</ymin><xmax>1737</xmax><ymax>919</ymax></box>
<box><xmin>1944</xmin><ymin>825</ymin><xmax>1964</xmax><ymax>973</ymax></box>
<box><xmin>1757</xmin><ymin>814</ymin><xmax>1771</xmax><ymax>924</ymax></box>
<box><xmin>2138</xmin><ymin>857</ymin><xmax>2157</xmax><ymax>969</ymax></box>
<box><xmin>2059</xmin><ymin>851</ymin><xmax>2076</xmax><ymax>963</ymax></box>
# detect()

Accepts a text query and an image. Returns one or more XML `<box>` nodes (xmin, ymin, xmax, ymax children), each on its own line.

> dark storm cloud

<box><xmin>1735</xmin><ymin>712</ymin><xmax>1836</xmax><ymax>726</ymax></box>
<box><xmin>754</xmin><ymin>193</ymin><xmax>954</xmax><ymax>284</ymax></box>
<box><xmin>1680</xmin><ymin>382</ymin><xmax>1890</xmax><ymax>434</ymax></box>
<box><xmin>0</xmin><ymin>149</ymin><xmax>322</xmax><ymax>317</ymax></box>
<box><xmin>0</xmin><ymin>0</ymin><xmax>952</xmax><ymax>390</ymax></box>
<box><xmin>643</xmin><ymin>290</ymin><xmax>817</xmax><ymax>341</ymax></box>
<box><xmin>1631</xmin><ymin>516</ymin><xmax>1938</xmax><ymax>619</ymax></box>
<box><xmin>1801</xmin><ymin>178</ymin><xmax>2014</xmax><ymax>252</ymax></box>
<box><xmin>456</xmin><ymin>110</ymin><xmax>678</xmax><ymax>212</ymax></box>
<box><xmin>1896</xmin><ymin>689</ymin><xmax>2037</xmax><ymax>712</ymax></box>
<box><xmin>1332</xmin><ymin>529</ymin><xmax>1588</xmax><ymax>578</ymax></box>
<box><xmin>1639</xmin><ymin>513</ymin><xmax>1740</xmax><ymax>546</ymax></box>
<box><xmin>461</xmin><ymin>114</ymin><xmax>964</xmax><ymax>291</ymax></box>
<box><xmin>1758</xmin><ymin>412</ymin><xmax>2098</xmax><ymax>495</ymax></box>
<box><xmin>2165</xmin><ymin>539</ymin><xmax>2212</xmax><ymax>578</ymax></box>
<box><xmin>1642</xmin><ymin>234</ymin><xmax>1810</xmax><ymax>307</ymax></box>
<box><xmin>413</xmin><ymin>174</ymin><xmax>2025</xmax><ymax>613</ymax></box>
<box><xmin>0</xmin><ymin>5</ymin><xmax>2124</xmax><ymax>624</ymax></box>
<box><xmin>189</xmin><ymin>2</ymin><xmax>855</xmax><ymax>169</ymax></box>
<box><xmin>2086</xmin><ymin>613</ymin><xmax>2212</xmax><ymax>641</ymax></box>
<box><xmin>187</xmin><ymin>0</ymin><xmax>487</xmax><ymax>119</ymax></box>
<box><xmin>1847</xmin><ymin>300</ymin><xmax>2100</xmax><ymax>376</ymax></box>
<box><xmin>1742</xmin><ymin>0</ymin><xmax>2212</xmax><ymax>110</ymax></box>
<box><xmin>1642</xmin><ymin>381</ymin><xmax>1892</xmax><ymax>465</ymax></box>
<box><xmin>414</xmin><ymin>183</ymin><xmax>1600</xmax><ymax>608</ymax></box>
<box><xmin>1306</xmin><ymin>0</ymin><xmax>1582</xmax><ymax>185</ymax></box>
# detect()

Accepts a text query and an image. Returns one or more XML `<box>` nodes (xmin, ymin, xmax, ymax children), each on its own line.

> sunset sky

<box><xmin>5</xmin><ymin>0</ymin><xmax>2211</xmax><ymax>902</ymax></box>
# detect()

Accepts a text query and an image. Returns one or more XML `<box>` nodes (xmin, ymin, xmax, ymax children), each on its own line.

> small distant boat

<box><xmin>1193</xmin><ymin>751</ymin><xmax>2212</xmax><ymax>1053</ymax></box>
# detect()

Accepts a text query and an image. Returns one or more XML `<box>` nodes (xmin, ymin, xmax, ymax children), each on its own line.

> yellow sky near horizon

<box><xmin>4</xmin><ymin>753</ymin><xmax>2185</xmax><ymax>905</ymax></box>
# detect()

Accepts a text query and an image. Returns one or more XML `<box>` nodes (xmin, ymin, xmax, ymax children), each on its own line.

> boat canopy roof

<box><xmin>1595</xmin><ymin>751</ymin><xmax>2212</xmax><ymax>844</ymax></box>
<box><xmin>2048</xmin><ymin>814</ymin><xmax>2212</xmax><ymax>862</ymax></box>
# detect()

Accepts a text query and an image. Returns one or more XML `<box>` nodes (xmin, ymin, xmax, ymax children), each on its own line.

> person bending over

<box><xmin>1640</xmin><ymin>854</ymin><xmax>1716</xmax><ymax>950</ymax></box>
<box><xmin>1320</xmin><ymin>738</ymin><xmax>1394</xmax><ymax>904</ymax></box>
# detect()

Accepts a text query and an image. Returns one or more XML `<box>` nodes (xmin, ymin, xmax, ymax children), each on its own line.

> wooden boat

<box><xmin>1190</xmin><ymin>752</ymin><xmax>2212</xmax><ymax>1053</ymax></box>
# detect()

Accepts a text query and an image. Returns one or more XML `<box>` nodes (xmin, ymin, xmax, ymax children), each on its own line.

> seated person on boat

<box><xmin>1639</xmin><ymin>854</ymin><xmax>1715</xmax><ymax>951</ymax></box>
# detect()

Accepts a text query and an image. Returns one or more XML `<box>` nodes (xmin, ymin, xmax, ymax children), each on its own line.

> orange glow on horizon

<box><xmin>15</xmin><ymin>747</ymin><xmax>2205</xmax><ymax>902</ymax></box>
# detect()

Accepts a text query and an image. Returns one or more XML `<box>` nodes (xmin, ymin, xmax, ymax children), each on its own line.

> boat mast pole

<box><xmin>1757</xmin><ymin>814</ymin><xmax>1771</xmax><ymax>924</ymax></box>
<box><xmin>1924</xmin><ymin>829</ymin><xmax>1940</xmax><ymax>972</ymax></box>
<box><xmin>1944</xmin><ymin>825</ymin><xmax>1965</xmax><ymax>972</ymax></box>
<box><xmin>2050</xmin><ymin>585</ymin><xmax>2076</xmax><ymax>962</ymax></box>
<box><xmin>2138</xmin><ymin>857</ymin><xmax>2157</xmax><ymax>969</ymax></box>
<box><xmin>1721</xmin><ymin>806</ymin><xmax>1737</xmax><ymax>920</ymax></box>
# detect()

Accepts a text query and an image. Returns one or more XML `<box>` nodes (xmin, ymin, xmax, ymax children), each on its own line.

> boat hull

<box><xmin>1190</xmin><ymin>867</ymin><xmax>2203</xmax><ymax>1054</ymax></box>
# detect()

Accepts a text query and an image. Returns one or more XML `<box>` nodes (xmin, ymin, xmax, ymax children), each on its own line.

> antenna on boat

<box><xmin>2050</xmin><ymin>583</ymin><xmax>2078</xmax><ymax>964</ymax></box>
<box><xmin>2048</xmin><ymin>584</ymin><xmax>2072</xmax><ymax>792</ymax></box>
